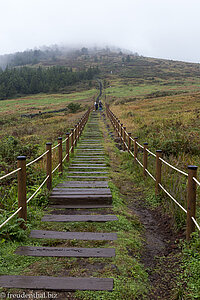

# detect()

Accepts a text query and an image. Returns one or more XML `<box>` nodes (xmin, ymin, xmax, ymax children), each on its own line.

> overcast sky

<box><xmin>1</xmin><ymin>0</ymin><xmax>200</xmax><ymax>62</ymax></box>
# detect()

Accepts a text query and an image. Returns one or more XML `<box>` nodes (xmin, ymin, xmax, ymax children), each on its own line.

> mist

<box><xmin>1</xmin><ymin>0</ymin><xmax>200</xmax><ymax>63</ymax></box>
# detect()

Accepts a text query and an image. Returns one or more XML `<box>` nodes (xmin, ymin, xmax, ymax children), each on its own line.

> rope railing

<box><xmin>0</xmin><ymin>168</ymin><xmax>21</xmax><ymax>181</ymax></box>
<box><xmin>136</xmin><ymin>141</ymin><xmax>144</xmax><ymax>149</ymax></box>
<box><xmin>0</xmin><ymin>207</ymin><xmax>22</xmax><ymax>229</ymax></box>
<box><xmin>158</xmin><ymin>183</ymin><xmax>187</xmax><ymax>214</ymax></box>
<box><xmin>0</xmin><ymin>107</ymin><xmax>92</xmax><ymax>231</ymax></box>
<box><xmin>146</xmin><ymin>148</ymin><xmax>156</xmax><ymax>158</ymax></box>
<box><xmin>159</xmin><ymin>157</ymin><xmax>188</xmax><ymax>177</ymax></box>
<box><xmin>26</xmin><ymin>150</ymin><xmax>49</xmax><ymax>167</ymax></box>
<box><xmin>27</xmin><ymin>176</ymin><xmax>50</xmax><ymax>204</ymax></box>
<box><xmin>105</xmin><ymin>103</ymin><xmax>200</xmax><ymax>240</ymax></box>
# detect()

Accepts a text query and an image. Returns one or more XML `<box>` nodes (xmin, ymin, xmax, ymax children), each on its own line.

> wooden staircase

<box><xmin>0</xmin><ymin>111</ymin><xmax>118</xmax><ymax>292</ymax></box>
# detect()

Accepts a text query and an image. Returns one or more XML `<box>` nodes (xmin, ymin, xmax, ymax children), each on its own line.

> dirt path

<box><xmin>102</xmin><ymin>113</ymin><xmax>183</xmax><ymax>299</ymax></box>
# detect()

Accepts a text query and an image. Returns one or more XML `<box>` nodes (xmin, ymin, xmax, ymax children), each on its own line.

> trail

<box><xmin>103</xmin><ymin>114</ymin><xmax>183</xmax><ymax>300</ymax></box>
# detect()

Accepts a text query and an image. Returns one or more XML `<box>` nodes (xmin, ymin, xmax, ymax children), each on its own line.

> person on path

<box><xmin>95</xmin><ymin>102</ymin><xmax>98</xmax><ymax>110</ymax></box>
<box><xmin>99</xmin><ymin>100</ymin><xmax>103</xmax><ymax>110</ymax></box>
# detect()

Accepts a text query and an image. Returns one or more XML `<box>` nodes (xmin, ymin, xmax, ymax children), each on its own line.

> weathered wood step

<box><xmin>66</xmin><ymin>176</ymin><xmax>108</xmax><ymax>180</ymax></box>
<box><xmin>49</xmin><ymin>204</ymin><xmax>113</xmax><ymax>209</ymax></box>
<box><xmin>57</xmin><ymin>181</ymin><xmax>109</xmax><ymax>188</ymax></box>
<box><xmin>15</xmin><ymin>246</ymin><xmax>115</xmax><ymax>257</ymax></box>
<box><xmin>77</xmin><ymin>149</ymin><xmax>104</xmax><ymax>151</ymax></box>
<box><xmin>49</xmin><ymin>195</ymin><xmax>112</xmax><ymax>205</ymax></box>
<box><xmin>30</xmin><ymin>230</ymin><xmax>117</xmax><ymax>240</ymax></box>
<box><xmin>68</xmin><ymin>172</ymin><xmax>108</xmax><ymax>174</ymax></box>
<box><xmin>52</xmin><ymin>188</ymin><xmax>111</xmax><ymax>194</ymax></box>
<box><xmin>42</xmin><ymin>214</ymin><xmax>118</xmax><ymax>222</ymax></box>
<box><xmin>70</xmin><ymin>164</ymin><xmax>106</xmax><ymax>166</ymax></box>
<box><xmin>0</xmin><ymin>275</ymin><xmax>113</xmax><ymax>291</ymax></box>
<box><xmin>69</xmin><ymin>167</ymin><xmax>107</xmax><ymax>170</ymax></box>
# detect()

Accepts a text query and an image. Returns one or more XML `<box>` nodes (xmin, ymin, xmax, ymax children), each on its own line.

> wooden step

<box><xmin>49</xmin><ymin>195</ymin><xmax>112</xmax><ymax>205</ymax></box>
<box><xmin>15</xmin><ymin>246</ymin><xmax>115</xmax><ymax>257</ymax></box>
<box><xmin>49</xmin><ymin>204</ymin><xmax>113</xmax><ymax>209</ymax></box>
<box><xmin>52</xmin><ymin>188</ymin><xmax>111</xmax><ymax>194</ymax></box>
<box><xmin>68</xmin><ymin>172</ymin><xmax>108</xmax><ymax>174</ymax></box>
<box><xmin>30</xmin><ymin>230</ymin><xmax>117</xmax><ymax>240</ymax></box>
<box><xmin>57</xmin><ymin>181</ymin><xmax>109</xmax><ymax>188</ymax></box>
<box><xmin>70</xmin><ymin>164</ymin><xmax>106</xmax><ymax>166</ymax></box>
<box><xmin>66</xmin><ymin>176</ymin><xmax>108</xmax><ymax>180</ymax></box>
<box><xmin>69</xmin><ymin>167</ymin><xmax>107</xmax><ymax>170</ymax></box>
<box><xmin>42</xmin><ymin>214</ymin><xmax>118</xmax><ymax>222</ymax></box>
<box><xmin>0</xmin><ymin>275</ymin><xmax>113</xmax><ymax>291</ymax></box>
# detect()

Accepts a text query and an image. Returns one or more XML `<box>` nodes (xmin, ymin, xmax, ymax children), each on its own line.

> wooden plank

<box><xmin>15</xmin><ymin>246</ymin><xmax>115</xmax><ymax>257</ymax></box>
<box><xmin>70</xmin><ymin>164</ymin><xmax>106</xmax><ymax>166</ymax></box>
<box><xmin>49</xmin><ymin>204</ymin><xmax>113</xmax><ymax>209</ymax></box>
<box><xmin>57</xmin><ymin>181</ymin><xmax>108</xmax><ymax>188</ymax></box>
<box><xmin>69</xmin><ymin>167</ymin><xmax>107</xmax><ymax>169</ymax></box>
<box><xmin>68</xmin><ymin>172</ymin><xmax>108</xmax><ymax>174</ymax></box>
<box><xmin>49</xmin><ymin>196</ymin><xmax>112</xmax><ymax>205</ymax></box>
<box><xmin>66</xmin><ymin>176</ymin><xmax>108</xmax><ymax>179</ymax></box>
<box><xmin>58</xmin><ymin>181</ymin><xmax>108</xmax><ymax>186</ymax></box>
<box><xmin>0</xmin><ymin>275</ymin><xmax>113</xmax><ymax>291</ymax></box>
<box><xmin>42</xmin><ymin>214</ymin><xmax>118</xmax><ymax>222</ymax></box>
<box><xmin>50</xmin><ymin>194</ymin><xmax>112</xmax><ymax>199</ymax></box>
<box><xmin>77</xmin><ymin>149</ymin><xmax>104</xmax><ymax>151</ymax></box>
<box><xmin>52</xmin><ymin>188</ymin><xmax>111</xmax><ymax>194</ymax></box>
<box><xmin>30</xmin><ymin>230</ymin><xmax>117</xmax><ymax>240</ymax></box>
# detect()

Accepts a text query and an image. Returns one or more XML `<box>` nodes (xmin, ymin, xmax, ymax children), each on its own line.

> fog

<box><xmin>1</xmin><ymin>0</ymin><xmax>200</xmax><ymax>62</ymax></box>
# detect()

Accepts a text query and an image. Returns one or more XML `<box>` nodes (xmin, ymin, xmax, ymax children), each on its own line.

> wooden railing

<box><xmin>106</xmin><ymin>104</ymin><xmax>200</xmax><ymax>240</ymax></box>
<box><xmin>0</xmin><ymin>108</ymin><xmax>91</xmax><ymax>230</ymax></box>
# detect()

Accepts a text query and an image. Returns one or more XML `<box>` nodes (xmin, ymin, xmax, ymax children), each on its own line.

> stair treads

<box><xmin>15</xmin><ymin>246</ymin><xmax>115</xmax><ymax>257</ymax></box>
<box><xmin>66</xmin><ymin>176</ymin><xmax>108</xmax><ymax>179</ymax></box>
<box><xmin>49</xmin><ymin>204</ymin><xmax>113</xmax><ymax>209</ymax></box>
<box><xmin>50</xmin><ymin>194</ymin><xmax>112</xmax><ymax>199</ymax></box>
<box><xmin>68</xmin><ymin>172</ymin><xmax>108</xmax><ymax>174</ymax></box>
<box><xmin>0</xmin><ymin>275</ymin><xmax>113</xmax><ymax>291</ymax></box>
<box><xmin>76</xmin><ymin>148</ymin><xmax>103</xmax><ymax>150</ymax></box>
<box><xmin>52</xmin><ymin>188</ymin><xmax>111</xmax><ymax>194</ymax></box>
<box><xmin>69</xmin><ymin>167</ymin><xmax>107</xmax><ymax>170</ymax></box>
<box><xmin>70</xmin><ymin>164</ymin><xmax>106</xmax><ymax>166</ymax></box>
<box><xmin>30</xmin><ymin>230</ymin><xmax>117</xmax><ymax>240</ymax></box>
<box><xmin>57</xmin><ymin>181</ymin><xmax>108</xmax><ymax>188</ymax></box>
<box><xmin>42</xmin><ymin>214</ymin><xmax>118</xmax><ymax>222</ymax></box>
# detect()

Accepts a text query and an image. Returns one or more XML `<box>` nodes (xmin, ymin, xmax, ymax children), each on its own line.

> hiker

<box><xmin>99</xmin><ymin>100</ymin><xmax>103</xmax><ymax>111</ymax></box>
<box><xmin>95</xmin><ymin>101</ymin><xmax>98</xmax><ymax>110</ymax></box>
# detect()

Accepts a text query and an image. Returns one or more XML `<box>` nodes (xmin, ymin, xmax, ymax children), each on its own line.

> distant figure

<box><xmin>95</xmin><ymin>101</ymin><xmax>98</xmax><ymax>110</ymax></box>
<box><xmin>99</xmin><ymin>101</ymin><xmax>103</xmax><ymax>111</ymax></box>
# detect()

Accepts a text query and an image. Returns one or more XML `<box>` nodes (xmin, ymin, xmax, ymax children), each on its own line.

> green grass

<box><xmin>0</xmin><ymin>89</ymin><xmax>96</xmax><ymax>114</ymax></box>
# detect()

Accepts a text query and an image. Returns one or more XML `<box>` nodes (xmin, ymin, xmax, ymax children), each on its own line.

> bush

<box><xmin>67</xmin><ymin>102</ymin><xmax>81</xmax><ymax>113</ymax></box>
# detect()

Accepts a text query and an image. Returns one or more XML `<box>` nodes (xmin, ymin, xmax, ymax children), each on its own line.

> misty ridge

<box><xmin>0</xmin><ymin>44</ymin><xmax>135</xmax><ymax>70</ymax></box>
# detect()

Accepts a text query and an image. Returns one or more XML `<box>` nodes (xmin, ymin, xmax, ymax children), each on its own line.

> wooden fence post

<box><xmin>123</xmin><ymin>127</ymin><xmax>126</xmax><ymax>151</ymax></box>
<box><xmin>17</xmin><ymin>156</ymin><xmax>27</xmax><ymax>229</ymax></box>
<box><xmin>134</xmin><ymin>137</ymin><xmax>138</xmax><ymax>162</ymax></box>
<box><xmin>66</xmin><ymin>133</ymin><xmax>70</xmax><ymax>162</ymax></box>
<box><xmin>143</xmin><ymin>143</ymin><xmax>148</xmax><ymax>177</ymax></box>
<box><xmin>58</xmin><ymin>137</ymin><xmax>63</xmax><ymax>175</ymax></box>
<box><xmin>46</xmin><ymin>143</ymin><xmax>52</xmax><ymax>191</ymax></box>
<box><xmin>120</xmin><ymin>124</ymin><xmax>123</xmax><ymax>144</ymax></box>
<box><xmin>75</xmin><ymin>123</ymin><xmax>78</xmax><ymax>146</ymax></box>
<box><xmin>155</xmin><ymin>150</ymin><xmax>162</xmax><ymax>195</ymax></box>
<box><xmin>186</xmin><ymin>165</ymin><xmax>198</xmax><ymax>240</ymax></box>
<box><xmin>71</xmin><ymin>129</ymin><xmax>74</xmax><ymax>153</ymax></box>
<box><xmin>128</xmin><ymin>133</ymin><xmax>131</xmax><ymax>153</ymax></box>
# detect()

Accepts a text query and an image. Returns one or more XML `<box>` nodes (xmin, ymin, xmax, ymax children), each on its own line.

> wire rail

<box><xmin>27</xmin><ymin>176</ymin><xmax>50</xmax><ymax>204</ymax></box>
